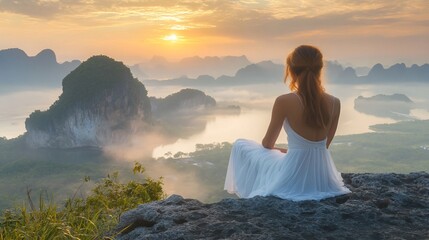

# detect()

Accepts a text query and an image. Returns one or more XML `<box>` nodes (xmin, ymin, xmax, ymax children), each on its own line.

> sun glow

<box><xmin>163</xmin><ymin>34</ymin><xmax>178</xmax><ymax>42</ymax></box>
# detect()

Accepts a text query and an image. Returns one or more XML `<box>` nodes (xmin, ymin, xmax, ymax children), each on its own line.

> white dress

<box><xmin>224</xmin><ymin>119</ymin><xmax>351</xmax><ymax>201</ymax></box>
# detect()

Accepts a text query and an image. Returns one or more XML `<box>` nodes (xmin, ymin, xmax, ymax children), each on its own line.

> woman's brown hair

<box><xmin>285</xmin><ymin>45</ymin><xmax>330</xmax><ymax>129</ymax></box>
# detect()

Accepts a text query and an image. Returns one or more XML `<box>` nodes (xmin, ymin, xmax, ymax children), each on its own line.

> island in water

<box><xmin>354</xmin><ymin>93</ymin><xmax>415</xmax><ymax>120</ymax></box>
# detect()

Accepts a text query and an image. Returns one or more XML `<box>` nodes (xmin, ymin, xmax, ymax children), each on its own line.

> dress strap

<box><xmin>331</xmin><ymin>96</ymin><xmax>336</xmax><ymax>118</ymax></box>
<box><xmin>292</xmin><ymin>92</ymin><xmax>304</xmax><ymax>107</ymax></box>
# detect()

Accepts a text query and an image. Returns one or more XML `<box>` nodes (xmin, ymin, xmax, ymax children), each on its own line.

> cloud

<box><xmin>0</xmin><ymin>0</ymin><xmax>66</xmax><ymax>18</ymax></box>
<box><xmin>190</xmin><ymin>0</ymin><xmax>429</xmax><ymax>41</ymax></box>
<box><xmin>1</xmin><ymin>0</ymin><xmax>428</xmax><ymax>65</ymax></box>
<box><xmin>0</xmin><ymin>0</ymin><xmax>216</xmax><ymax>19</ymax></box>
<box><xmin>2</xmin><ymin>0</ymin><xmax>427</xmax><ymax>39</ymax></box>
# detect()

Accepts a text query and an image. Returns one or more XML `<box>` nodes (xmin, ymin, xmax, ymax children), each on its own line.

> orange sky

<box><xmin>0</xmin><ymin>0</ymin><xmax>428</xmax><ymax>66</ymax></box>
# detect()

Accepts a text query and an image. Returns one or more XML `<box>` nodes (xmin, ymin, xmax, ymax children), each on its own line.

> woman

<box><xmin>224</xmin><ymin>45</ymin><xmax>350</xmax><ymax>201</ymax></box>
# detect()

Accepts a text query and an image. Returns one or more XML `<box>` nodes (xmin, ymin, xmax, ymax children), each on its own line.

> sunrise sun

<box><xmin>163</xmin><ymin>34</ymin><xmax>178</xmax><ymax>42</ymax></box>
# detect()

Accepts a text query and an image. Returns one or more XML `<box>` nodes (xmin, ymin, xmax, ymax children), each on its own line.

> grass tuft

<box><xmin>0</xmin><ymin>162</ymin><xmax>164</xmax><ymax>239</ymax></box>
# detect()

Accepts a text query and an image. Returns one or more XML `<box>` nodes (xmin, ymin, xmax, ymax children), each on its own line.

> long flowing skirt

<box><xmin>224</xmin><ymin>139</ymin><xmax>351</xmax><ymax>201</ymax></box>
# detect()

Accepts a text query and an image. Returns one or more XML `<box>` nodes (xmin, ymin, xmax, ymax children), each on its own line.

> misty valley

<box><xmin>0</xmin><ymin>49</ymin><xmax>429</xmax><ymax>210</ymax></box>
<box><xmin>2</xmin><ymin>1</ymin><xmax>429</xmax><ymax>238</ymax></box>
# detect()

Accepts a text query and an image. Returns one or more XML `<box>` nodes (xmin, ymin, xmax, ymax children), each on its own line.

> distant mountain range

<box><xmin>133</xmin><ymin>55</ymin><xmax>252</xmax><ymax>80</ymax></box>
<box><xmin>0</xmin><ymin>49</ymin><xmax>251</xmax><ymax>90</ymax></box>
<box><xmin>145</xmin><ymin>60</ymin><xmax>429</xmax><ymax>87</ymax></box>
<box><xmin>325</xmin><ymin>62</ymin><xmax>429</xmax><ymax>84</ymax></box>
<box><xmin>143</xmin><ymin>60</ymin><xmax>285</xmax><ymax>86</ymax></box>
<box><xmin>1</xmin><ymin>48</ymin><xmax>428</xmax><ymax>91</ymax></box>
<box><xmin>0</xmin><ymin>48</ymin><xmax>81</xmax><ymax>90</ymax></box>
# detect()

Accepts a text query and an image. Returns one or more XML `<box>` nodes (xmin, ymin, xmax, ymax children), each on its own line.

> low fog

<box><xmin>104</xmin><ymin>132</ymin><xmax>214</xmax><ymax>200</ymax></box>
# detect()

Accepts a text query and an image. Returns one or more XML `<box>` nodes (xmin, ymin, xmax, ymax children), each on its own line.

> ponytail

<box><xmin>285</xmin><ymin>45</ymin><xmax>330</xmax><ymax>129</ymax></box>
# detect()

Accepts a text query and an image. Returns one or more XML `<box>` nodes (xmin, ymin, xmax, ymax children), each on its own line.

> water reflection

<box><xmin>152</xmin><ymin>109</ymin><xmax>283</xmax><ymax>157</ymax></box>
<box><xmin>151</xmin><ymin>83</ymin><xmax>429</xmax><ymax>157</ymax></box>
<box><xmin>0</xmin><ymin>88</ymin><xmax>61</xmax><ymax>138</ymax></box>
<box><xmin>1</xmin><ymin>83</ymin><xmax>429</xmax><ymax>159</ymax></box>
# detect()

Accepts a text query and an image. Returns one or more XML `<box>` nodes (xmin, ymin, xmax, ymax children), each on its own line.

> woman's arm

<box><xmin>327</xmin><ymin>97</ymin><xmax>340</xmax><ymax>148</ymax></box>
<box><xmin>262</xmin><ymin>96</ymin><xmax>287</xmax><ymax>150</ymax></box>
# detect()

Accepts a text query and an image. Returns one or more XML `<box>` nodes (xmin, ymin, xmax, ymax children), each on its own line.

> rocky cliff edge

<box><xmin>114</xmin><ymin>172</ymin><xmax>429</xmax><ymax>239</ymax></box>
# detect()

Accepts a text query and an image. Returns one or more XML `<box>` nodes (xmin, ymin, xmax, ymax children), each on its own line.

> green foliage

<box><xmin>0</xmin><ymin>139</ymin><xmax>111</xmax><ymax>210</ymax></box>
<box><xmin>0</xmin><ymin>163</ymin><xmax>164</xmax><ymax>239</ymax></box>
<box><xmin>331</xmin><ymin>120</ymin><xmax>429</xmax><ymax>173</ymax></box>
<box><xmin>61</xmin><ymin>55</ymin><xmax>136</xmax><ymax>105</ymax></box>
<box><xmin>369</xmin><ymin>119</ymin><xmax>429</xmax><ymax>133</ymax></box>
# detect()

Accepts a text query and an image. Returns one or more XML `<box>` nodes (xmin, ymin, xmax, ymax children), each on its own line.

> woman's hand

<box><xmin>273</xmin><ymin>147</ymin><xmax>287</xmax><ymax>153</ymax></box>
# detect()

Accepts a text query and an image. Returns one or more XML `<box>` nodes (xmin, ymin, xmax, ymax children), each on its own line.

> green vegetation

<box><xmin>0</xmin><ymin>135</ymin><xmax>164</xmax><ymax>211</ymax></box>
<box><xmin>0</xmin><ymin>163</ymin><xmax>164</xmax><ymax>239</ymax></box>
<box><xmin>331</xmin><ymin>120</ymin><xmax>429</xmax><ymax>173</ymax></box>
<box><xmin>25</xmin><ymin>55</ymin><xmax>151</xmax><ymax>131</ymax></box>
<box><xmin>0</xmin><ymin>137</ymin><xmax>118</xmax><ymax>210</ymax></box>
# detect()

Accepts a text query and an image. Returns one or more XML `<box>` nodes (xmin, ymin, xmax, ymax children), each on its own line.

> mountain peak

<box><xmin>367</xmin><ymin>63</ymin><xmax>385</xmax><ymax>77</ymax></box>
<box><xmin>35</xmin><ymin>49</ymin><xmax>57</xmax><ymax>63</ymax></box>
<box><xmin>0</xmin><ymin>48</ymin><xmax>28</xmax><ymax>61</ymax></box>
<box><xmin>25</xmin><ymin>54</ymin><xmax>151</xmax><ymax>148</ymax></box>
<box><xmin>372</xmin><ymin>63</ymin><xmax>384</xmax><ymax>70</ymax></box>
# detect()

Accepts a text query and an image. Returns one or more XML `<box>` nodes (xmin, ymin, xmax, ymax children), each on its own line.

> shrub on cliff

<box><xmin>0</xmin><ymin>163</ymin><xmax>164</xmax><ymax>239</ymax></box>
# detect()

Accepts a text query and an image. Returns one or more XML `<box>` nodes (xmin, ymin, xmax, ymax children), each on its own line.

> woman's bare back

<box><xmin>285</xmin><ymin>92</ymin><xmax>339</xmax><ymax>142</ymax></box>
<box><xmin>262</xmin><ymin>92</ymin><xmax>340</xmax><ymax>149</ymax></box>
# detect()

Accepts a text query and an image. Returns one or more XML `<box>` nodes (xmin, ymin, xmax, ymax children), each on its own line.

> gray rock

<box><xmin>24</xmin><ymin>55</ymin><xmax>151</xmax><ymax>148</ymax></box>
<box><xmin>115</xmin><ymin>172</ymin><xmax>429</xmax><ymax>239</ymax></box>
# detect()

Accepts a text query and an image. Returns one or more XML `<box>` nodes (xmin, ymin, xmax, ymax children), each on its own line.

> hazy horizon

<box><xmin>3</xmin><ymin>47</ymin><xmax>429</xmax><ymax>71</ymax></box>
<box><xmin>1</xmin><ymin>1</ymin><xmax>428</xmax><ymax>67</ymax></box>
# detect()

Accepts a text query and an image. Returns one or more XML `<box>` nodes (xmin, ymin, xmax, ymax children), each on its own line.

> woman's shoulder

<box><xmin>276</xmin><ymin>92</ymin><xmax>299</xmax><ymax>100</ymax></box>
<box><xmin>324</xmin><ymin>93</ymin><xmax>340</xmax><ymax>103</ymax></box>
<box><xmin>324</xmin><ymin>93</ymin><xmax>341</xmax><ymax>113</ymax></box>
<box><xmin>275</xmin><ymin>93</ymin><xmax>300</xmax><ymax>104</ymax></box>
<box><xmin>274</xmin><ymin>93</ymin><xmax>303</xmax><ymax>110</ymax></box>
